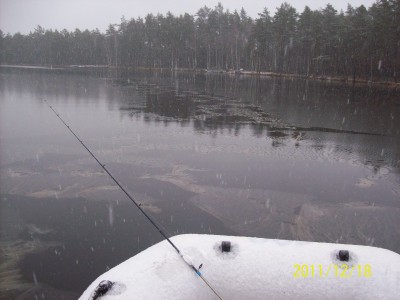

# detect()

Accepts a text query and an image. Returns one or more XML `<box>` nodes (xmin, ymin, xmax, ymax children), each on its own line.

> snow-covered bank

<box><xmin>79</xmin><ymin>234</ymin><xmax>400</xmax><ymax>299</ymax></box>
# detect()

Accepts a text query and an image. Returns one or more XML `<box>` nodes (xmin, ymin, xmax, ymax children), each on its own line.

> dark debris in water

<box><xmin>113</xmin><ymin>80</ymin><xmax>388</xmax><ymax>138</ymax></box>
<box><xmin>115</xmin><ymin>81</ymin><xmax>285</xmax><ymax>130</ymax></box>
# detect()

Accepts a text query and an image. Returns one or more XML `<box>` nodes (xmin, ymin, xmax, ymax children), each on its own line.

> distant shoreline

<box><xmin>2</xmin><ymin>64</ymin><xmax>399</xmax><ymax>88</ymax></box>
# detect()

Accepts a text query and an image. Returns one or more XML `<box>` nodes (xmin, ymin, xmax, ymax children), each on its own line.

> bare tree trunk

<box><xmin>235</xmin><ymin>35</ymin><xmax>238</xmax><ymax>70</ymax></box>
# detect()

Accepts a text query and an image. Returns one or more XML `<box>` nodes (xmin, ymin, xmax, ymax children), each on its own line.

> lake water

<box><xmin>1</xmin><ymin>67</ymin><xmax>399</xmax><ymax>299</ymax></box>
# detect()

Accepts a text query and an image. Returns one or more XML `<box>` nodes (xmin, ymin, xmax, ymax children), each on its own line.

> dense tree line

<box><xmin>1</xmin><ymin>1</ymin><xmax>399</xmax><ymax>80</ymax></box>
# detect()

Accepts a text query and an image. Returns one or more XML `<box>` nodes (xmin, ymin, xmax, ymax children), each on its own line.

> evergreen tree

<box><xmin>0</xmin><ymin>1</ymin><xmax>397</xmax><ymax>81</ymax></box>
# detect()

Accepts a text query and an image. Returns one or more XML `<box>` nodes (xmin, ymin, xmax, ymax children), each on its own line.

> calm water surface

<box><xmin>1</xmin><ymin>68</ymin><xmax>399</xmax><ymax>299</ymax></box>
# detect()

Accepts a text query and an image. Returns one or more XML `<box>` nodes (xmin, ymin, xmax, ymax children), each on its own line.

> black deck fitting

<box><xmin>221</xmin><ymin>241</ymin><xmax>231</xmax><ymax>252</ymax></box>
<box><xmin>91</xmin><ymin>280</ymin><xmax>114</xmax><ymax>300</ymax></box>
<box><xmin>338</xmin><ymin>250</ymin><xmax>350</xmax><ymax>262</ymax></box>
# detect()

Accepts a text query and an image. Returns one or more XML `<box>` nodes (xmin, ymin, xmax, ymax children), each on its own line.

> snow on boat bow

<box><xmin>79</xmin><ymin>234</ymin><xmax>400</xmax><ymax>300</ymax></box>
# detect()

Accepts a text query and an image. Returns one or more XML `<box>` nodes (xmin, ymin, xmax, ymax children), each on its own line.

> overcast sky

<box><xmin>0</xmin><ymin>0</ymin><xmax>376</xmax><ymax>34</ymax></box>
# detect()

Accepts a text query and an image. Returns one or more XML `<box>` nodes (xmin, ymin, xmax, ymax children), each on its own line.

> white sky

<box><xmin>0</xmin><ymin>0</ymin><xmax>377</xmax><ymax>34</ymax></box>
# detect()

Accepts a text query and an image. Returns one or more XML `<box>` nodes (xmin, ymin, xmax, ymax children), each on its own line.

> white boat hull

<box><xmin>79</xmin><ymin>234</ymin><xmax>400</xmax><ymax>299</ymax></box>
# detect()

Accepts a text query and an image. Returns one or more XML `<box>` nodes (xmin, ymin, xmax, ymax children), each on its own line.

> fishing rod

<box><xmin>43</xmin><ymin>100</ymin><xmax>223</xmax><ymax>300</ymax></box>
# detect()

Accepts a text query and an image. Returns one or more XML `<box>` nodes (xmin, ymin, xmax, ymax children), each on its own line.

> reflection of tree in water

<box><xmin>126</xmin><ymin>83</ymin><xmax>308</xmax><ymax>150</ymax></box>
<box><xmin>0</xmin><ymin>68</ymin><xmax>106</xmax><ymax>104</ymax></box>
<box><xmin>116</xmin><ymin>71</ymin><xmax>399</xmax><ymax>132</ymax></box>
<box><xmin>145</xmin><ymin>91</ymin><xmax>193</xmax><ymax>119</ymax></box>
<box><xmin>113</xmin><ymin>72</ymin><xmax>400</xmax><ymax>171</ymax></box>
<box><xmin>137</xmin><ymin>78</ymin><xmax>284</xmax><ymax>128</ymax></box>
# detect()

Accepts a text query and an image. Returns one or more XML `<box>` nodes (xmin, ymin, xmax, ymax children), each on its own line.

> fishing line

<box><xmin>43</xmin><ymin>100</ymin><xmax>223</xmax><ymax>300</ymax></box>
